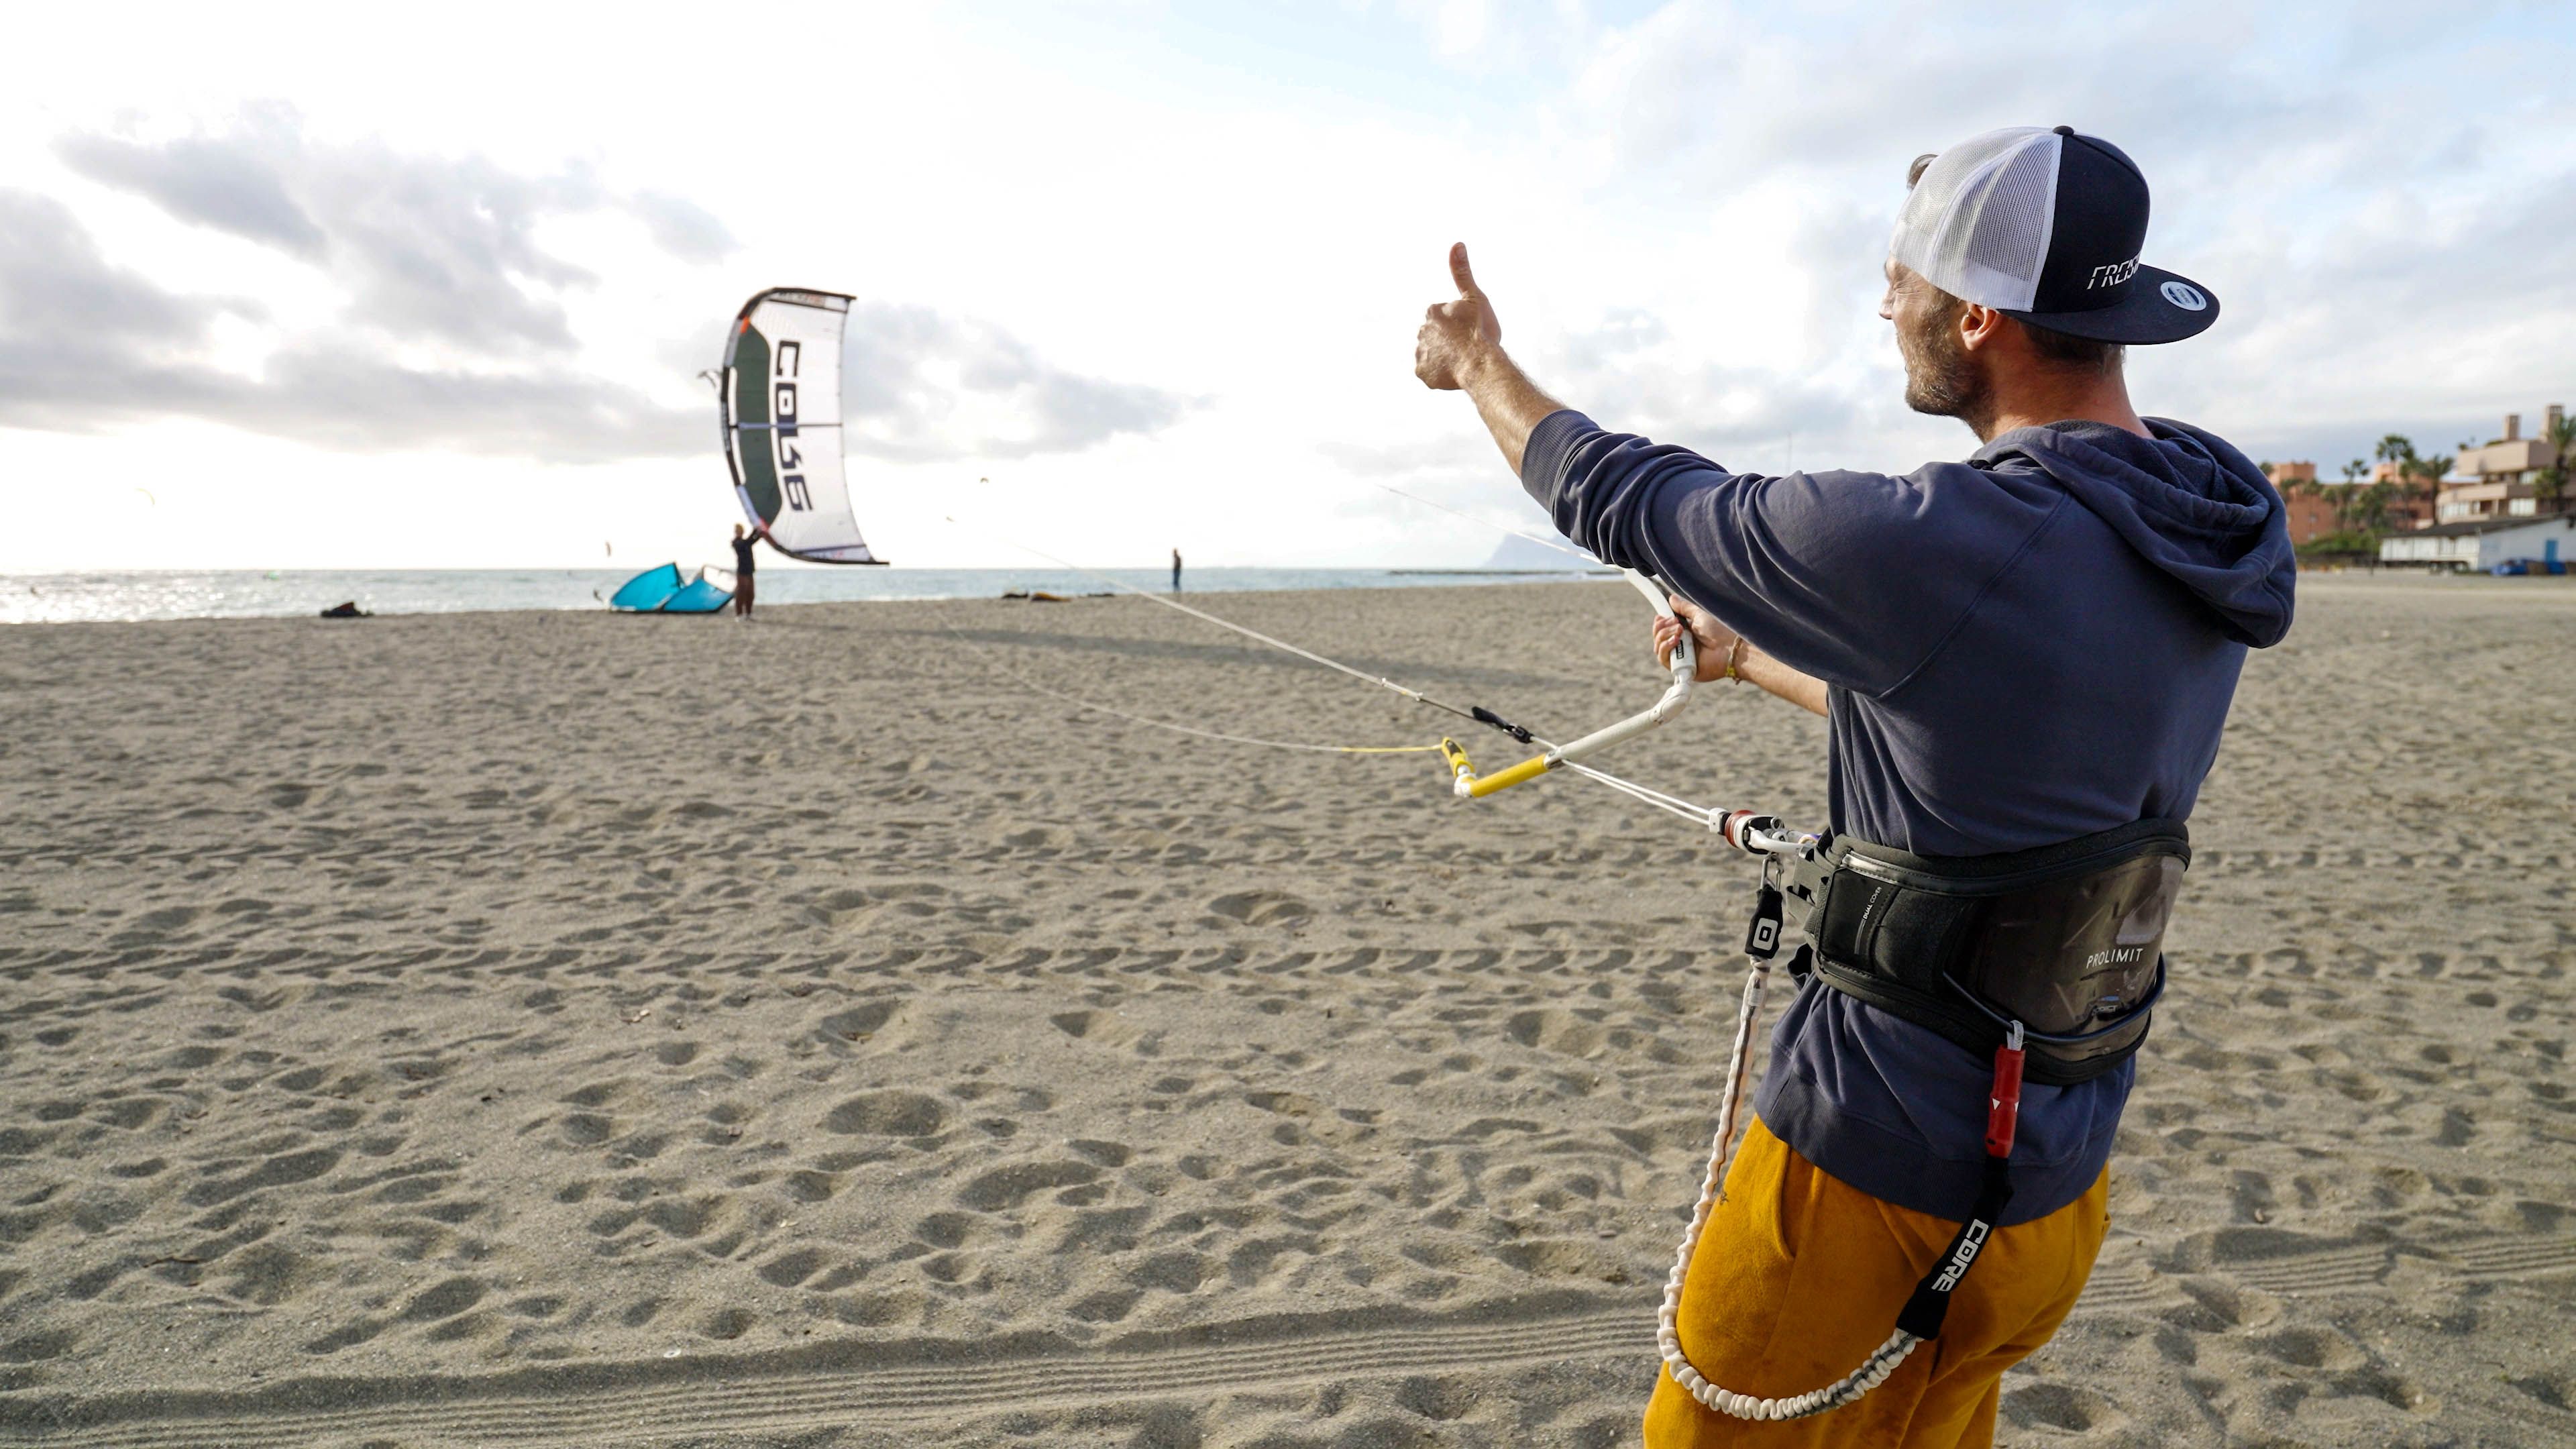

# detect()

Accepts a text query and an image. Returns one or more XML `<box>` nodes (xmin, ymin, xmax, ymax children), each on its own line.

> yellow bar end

<box><xmin>1439</xmin><ymin>737</ymin><xmax>1474</xmax><ymax>783</ymax></box>
<box><xmin>1464</xmin><ymin>754</ymin><xmax>1552</xmax><ymax>798</ymax></box>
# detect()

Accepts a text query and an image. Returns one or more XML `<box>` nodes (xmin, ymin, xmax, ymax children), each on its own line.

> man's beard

<box><xmin>1900</xmin><ymin>303</ymin><xmax>1994</xmax><ymax>435</ymax></box>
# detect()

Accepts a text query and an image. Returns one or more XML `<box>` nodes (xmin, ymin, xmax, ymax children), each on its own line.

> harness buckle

<box><xmin>1743</xmin><ymin>882</ymin><xmax>1785</xmax><ymax>961</ymax></box>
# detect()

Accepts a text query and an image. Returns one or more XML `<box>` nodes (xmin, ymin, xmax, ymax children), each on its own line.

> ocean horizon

<box><xmin>0</xmin><ymin>566</ymin><xmax>1611</xmax><ymax>626</ymax></box>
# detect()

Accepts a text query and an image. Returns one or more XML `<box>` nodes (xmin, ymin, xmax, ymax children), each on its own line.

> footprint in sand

<box><xmin>0</xmin><ymin>1332</ymin><xmax>74</xmax><ymax>1365</ymax></box>
<box><xmin>957</xmin><ymin>1161</ymin><xmax>1100</xmax><ymax>1211</ymax></box>
<box><xmin>1069</xmin><ymin>1287</ymin><xmax>1142</xmax><ymax>1323</ymax></box>
<box><xmin>916</xmin><ymin>1212</ymin><xmax>978</xmax><ymax>1248</ymax></box>
<box><xmin>823</xmin><ymin>1091</ymin><xmax>949</xmax><ymax>1137</ymax></box>
<box><xmin>816</xmin><ymin>1000</ymin><xmax>902</xmax><ymax>1048</ymax></box>
<box><xmin>398</xmin><ymin>1277</ymin><xmax>487</xmax><ymax>1323</ymax></box>
<box><xmin>757</xmin><ymin>1248</ymin><xmax>828</xmax><ymax>1287</ymax></box>
<box><xmin>1207</xmin><ymin>891</ymin><xmax>1313</xmax><ymax>926</ymax></box>
<box><xmin>1050</xmin><ymin>1010</ymin><xmax>1138</xmax><ymax>1047</ymax></box>
<box><xmin>2002</xmin><ymin>1383</ymin><xmax>2130</xmax><ymax>1434</ymax></box>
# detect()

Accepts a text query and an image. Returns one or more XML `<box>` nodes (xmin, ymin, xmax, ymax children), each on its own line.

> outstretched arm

<box><xmin>1413</xmin><ymin>243</ymin><xmax>1565</xmax><ymax>475</ymax></box>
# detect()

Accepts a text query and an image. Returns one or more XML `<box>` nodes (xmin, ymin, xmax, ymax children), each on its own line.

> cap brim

<box><xmin>2003</xmin><ymin>265</ymin><xmax>2218</xmax><ymax>344</ymax></box>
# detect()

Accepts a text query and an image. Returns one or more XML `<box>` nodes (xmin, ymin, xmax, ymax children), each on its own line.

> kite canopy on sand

<box><xmin>608</xmin><ymin>564</ymin><xmax>732</xmax><ymax>614</ymax></box>
<box><xmin>720</xmin><ymin>287</ymin><xmax>884</xmax><ymax>565</ymax></box>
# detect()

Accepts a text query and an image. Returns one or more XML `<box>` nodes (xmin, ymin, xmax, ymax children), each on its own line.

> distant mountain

<box><xmin>1480</xmin><ymin>530</ymin><xmax>1597</xmax><ymax>570</ymax></box>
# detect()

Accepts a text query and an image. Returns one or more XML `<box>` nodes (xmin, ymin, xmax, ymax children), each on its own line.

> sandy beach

<box><xmin>1</xmin><ymin>574</ymin><xmax>2570</xmax><ymax>1448</ymax></box>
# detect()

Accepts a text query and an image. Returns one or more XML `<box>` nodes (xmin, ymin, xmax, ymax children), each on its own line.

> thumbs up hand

<box><xmin>1414</xmin><ymin>242</ymin><xmax>1505</xmax><ymax>391</ymax></box>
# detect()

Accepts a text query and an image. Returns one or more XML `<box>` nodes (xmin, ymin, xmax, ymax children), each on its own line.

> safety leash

<box><xmin>1656</xmin><ymin>847</ymin><xmax>2031</xmax><ymax>1423</ymax></box>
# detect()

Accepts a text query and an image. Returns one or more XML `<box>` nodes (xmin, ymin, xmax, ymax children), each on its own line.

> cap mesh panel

<box><xmin>1890</xmin><ymin>127</ymin><xmax>2059</xmax><ymax>312</ymax></box>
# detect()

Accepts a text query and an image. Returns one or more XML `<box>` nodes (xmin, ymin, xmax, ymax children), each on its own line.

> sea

<box><xmin>0</xmin><ymin>567</ymin><xmax>1611</xmax><ymax>626</ymax></box>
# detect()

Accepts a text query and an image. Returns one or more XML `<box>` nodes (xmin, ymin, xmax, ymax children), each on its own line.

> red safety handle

<box><xmin>1985</xmin><ymin>1036</ymin><xmax>2025</xmax><ymax>1160</ymax></box>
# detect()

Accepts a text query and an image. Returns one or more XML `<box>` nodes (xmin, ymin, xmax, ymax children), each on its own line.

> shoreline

<box><xmin>5</xmin><ymin>565</ymin><xmax>2571</xmax><ymax>631</ymax></box>
<box><xmin>0</xmin><ymin>568</ymin><xmax>1619</xmax><ymax>628</ymax></box>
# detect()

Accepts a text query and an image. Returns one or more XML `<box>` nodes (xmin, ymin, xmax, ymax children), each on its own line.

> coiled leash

<box><xmin>1657</xmin><ymin>936</ymin><xmax>2027</xmax><ymax>1421</ymax></box>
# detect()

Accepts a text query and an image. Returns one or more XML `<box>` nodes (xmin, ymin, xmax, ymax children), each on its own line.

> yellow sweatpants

<box><xmin>1643</xmin><ymin>1118</ymin><xmax>2109</xmax><ymax>1448</ymax></box>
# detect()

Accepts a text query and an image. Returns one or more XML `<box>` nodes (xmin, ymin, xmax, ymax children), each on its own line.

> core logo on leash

<box><xmin>1928</xmin><ymin>1219</ymin><xmax>1992</xmax><ymax>1294</ymax></box>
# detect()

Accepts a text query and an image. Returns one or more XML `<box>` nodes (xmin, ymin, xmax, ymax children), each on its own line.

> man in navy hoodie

<box><xmin>1415</xmin><ymin>128</ymin><xmax>2294</xmax><ymax>1446</ymax></box>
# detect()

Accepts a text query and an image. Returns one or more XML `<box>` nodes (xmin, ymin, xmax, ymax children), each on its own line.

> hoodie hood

<box><xmin>1976</xmin><ymin>418</ymin><xmax>2296</xmax><ymax>647</ymax></box>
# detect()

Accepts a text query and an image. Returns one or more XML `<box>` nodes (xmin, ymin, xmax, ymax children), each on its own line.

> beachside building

<box><xmin>2378</xmin><ymin>513</ymin><xmax>2576</xmax><ymax>571</ymax></box>
<box><xmin>2261</xmin><ymin>461</ymin><xmax>2347</xmax><ymax>546</ymax></box>
<box><xmin>2442</xmin><ymin>407</ymin><xmax>2568</xmax><ymax>523</ymax></box>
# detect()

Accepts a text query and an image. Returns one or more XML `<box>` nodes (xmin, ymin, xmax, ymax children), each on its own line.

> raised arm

<box><xmin>1412</xmin><ymin>244</ymin><xmax>1565</xmax><ymax>475</ymax></box>
<box><xmin>1416</xmin><ymin>243</ymin><xmax>1830</xmax><ymax>715</ymax></box>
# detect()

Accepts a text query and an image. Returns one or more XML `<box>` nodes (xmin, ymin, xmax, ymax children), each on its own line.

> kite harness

<box><xmin>1640</xmin><ymin>814</ymin><xmax>2186</xmax><ymax>1421</ymax></box>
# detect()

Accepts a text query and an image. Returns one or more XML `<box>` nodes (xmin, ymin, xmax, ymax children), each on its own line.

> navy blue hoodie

<box><xmin>1521</xmin><ymin>411</ymin><xmax>2294</xmax><ymax>1222</ymax></box>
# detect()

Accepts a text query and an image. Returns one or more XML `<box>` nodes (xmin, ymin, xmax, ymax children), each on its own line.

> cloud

<box><xmin>631</xmin><ymin>191</ymin><xmax>737</xmax><ymax>264</ymax></box>
<box><xmin>1568</xmin><ymin>5</ymin><xmax>2341</xmax><ymax>196</ymax></box>
<box><xmin>0</xmin><ymin>188</ymin><xmax>698</xmax><ymax>463</ymax></box>
<box><xmin>840</xmin><ymin>303</ymin><xmax>1192</xmax><ymax>462</ymax></box>
<box><xmin>14</xmin><ymin>109</ymin><xmax>1189</xmax><ymax>468</ymax></box>
<box><xmin>198</xmin><ymin>341</ymin><xmax>703</xmax><ymax>461</ymax></box>
<box><xmin>1313</xmin><ymin>431</ymin><xmax>1587</xmax><ymax>567</ymax></box>
<box><xmin>1316</xmin><ymin>436</ymin><xmax>1493</xmax><ymax>478</ymax></box>
<box><xmin>55</xmin><ymin>125</ymin><xmax>325</xmax><ymax>260</ymax></box>
<box><xmin>1380</xmin><ymin>0</ymin><xmax>1591</xmax><ymax>74</ymax></box>
<box><xmin>1541</xmin><ymin>313</ymin><xmax>1890</xmax><ymax>473</ymax></box>
<box><xmin>58</xmin><ymin>115</ymin><xmax>605</xmax><ymax>356</ymax></box>
<box><xmin>0</xmin><ymin>191</ymin><xmax>227</xmax><ymax>347</ymax></box>
<box><xmin>0</xmin><ymin>180</ymin><xmax>1186</xmax><ymax>468</ymax></box>
<box><xmin>1525</xmin><ymin>1</ymin><xmax>2576</xmax><ymax>476</ymax></box>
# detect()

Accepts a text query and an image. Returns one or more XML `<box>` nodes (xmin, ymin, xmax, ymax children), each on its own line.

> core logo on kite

<box><xmin>773</xmin><ymin>339</ymin><xmax>810</xmax><ymax>513</ymax></box>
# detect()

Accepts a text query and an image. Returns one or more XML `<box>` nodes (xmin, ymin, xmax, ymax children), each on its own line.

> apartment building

<box><xmin>2261</xmin><ymin>461</ymin><xmax>2345</xmax><ymax>545</ymax></box>
<box><xmin>2440</xmin><ymin>407</ymin><xmax>2566</xmax><ymax>522</ymax></box>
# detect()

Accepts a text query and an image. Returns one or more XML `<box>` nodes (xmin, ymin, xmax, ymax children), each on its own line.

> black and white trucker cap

<box><xmin>1891</xmin><ymin>125</ymin><xmax>2217</xmax><ymax>344</ymax></box>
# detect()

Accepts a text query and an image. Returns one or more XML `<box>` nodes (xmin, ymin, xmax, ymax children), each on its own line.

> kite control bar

<box><xmin>1443</xmin><ymin>568</ymin><xmax>1695</xmax><ymax>798</ymax></box>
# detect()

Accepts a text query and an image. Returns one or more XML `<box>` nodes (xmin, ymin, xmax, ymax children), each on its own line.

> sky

<box><xmin>3</xmin><ymin>0</ymin><xmax>2571</xmax><ymax>572</ymax></box>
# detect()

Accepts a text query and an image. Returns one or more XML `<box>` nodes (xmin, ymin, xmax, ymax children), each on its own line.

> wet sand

<box><xmin>1</xmin><ymin>574</ymin><xmax>2570</xmax><ymax>1446</ymax></box>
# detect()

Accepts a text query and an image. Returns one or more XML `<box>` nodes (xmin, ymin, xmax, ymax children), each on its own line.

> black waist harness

<box><xmin>1762</xmin><ymin>818</ymin><xmax>2188</xmax><ymax>1084</ymax></box>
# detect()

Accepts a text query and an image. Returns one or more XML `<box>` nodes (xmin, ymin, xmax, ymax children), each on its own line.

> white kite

<box><xmin>714</xmin><ymin>287</ymin><xmax>884</xmax><ymax>564</ymax></box>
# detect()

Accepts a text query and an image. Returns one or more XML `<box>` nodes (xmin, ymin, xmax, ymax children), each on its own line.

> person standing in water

<box><xmin>729</xmin><ymin>522</ymin><xmax>767</xmax><ymax>619</ymax></box>
<box><xmin>1171</xmin><ymin>547</ymin><xmax>1183</xmax><ymax>593</ymax></box>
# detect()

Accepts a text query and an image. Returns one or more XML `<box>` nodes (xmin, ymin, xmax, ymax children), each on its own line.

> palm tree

<box><xmin>2404</xmin><ymin>449</ymin><xmax>2451</xmax><ymax>524</ymax></box>
<box><xmin>2335</xmin><ymin>459</ymin><xmax>2375</xmax><ymax>533</ymax></box>
<box><xmin>2540</xmin><ymin>411</ymin><xmax>2576</xmax><ymax>515</ymax></box>
<box><xmin>2373</xmin><ymin>435</ymin><xmax>2451</xmax><ymax>529</ymax></box>
<box><xmin>2374</xmin><ymin>435</ymin><xmax>2416</xmax><ymax>525</ymax></box>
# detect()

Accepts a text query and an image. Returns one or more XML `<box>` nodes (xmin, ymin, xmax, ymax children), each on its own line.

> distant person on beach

<box><xmin>1417</xmin><ymin>128</ymin><xmax>2293</xmax><ymax>1446</ymax></box>
<box><xmin>1171</xmin><ymin>547</ymin><xmax>1183</xmax><ymax>593</ymax></box>
<box><xmin>730</xmin><ymin>523</ymin><xmax>766</xmax><ymax>619</ymax></box>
